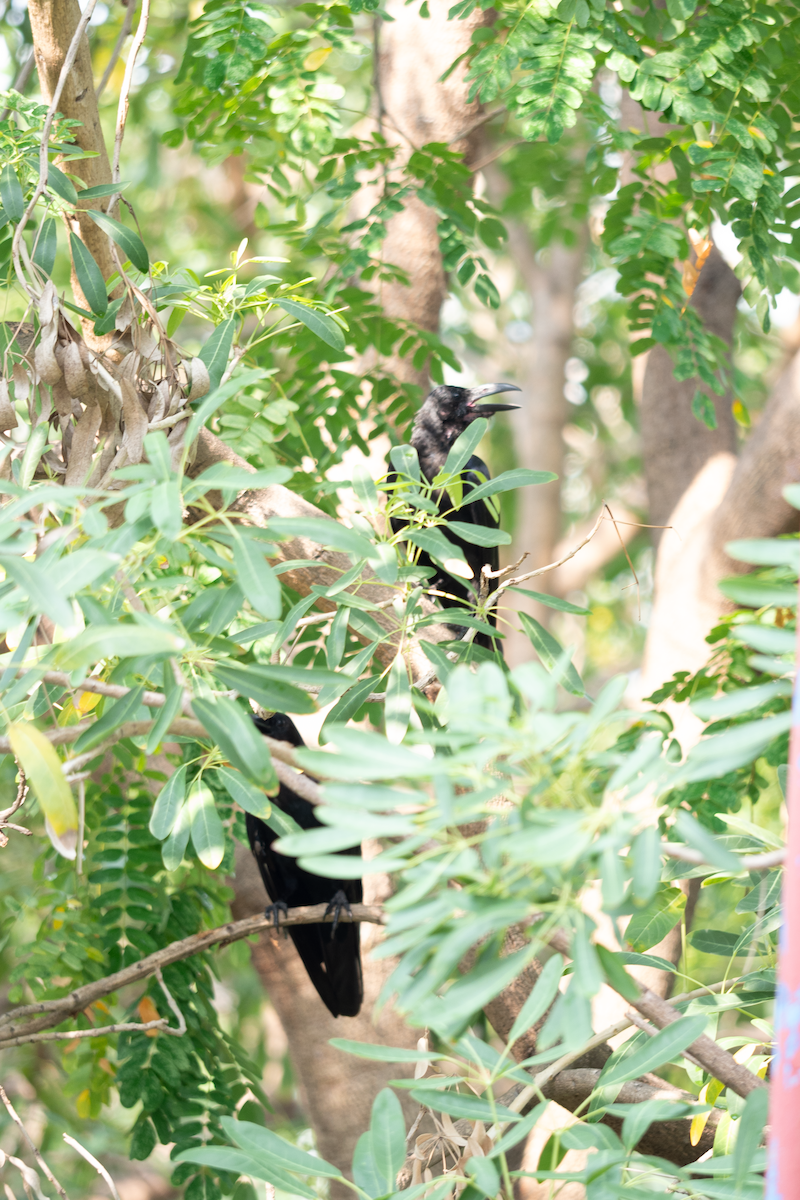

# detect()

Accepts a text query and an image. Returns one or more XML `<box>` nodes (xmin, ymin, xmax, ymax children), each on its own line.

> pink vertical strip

<box><xmin>766</xmin><ymin>619</ymin><xmax>800</xmax><ymax>1199</ymax></box>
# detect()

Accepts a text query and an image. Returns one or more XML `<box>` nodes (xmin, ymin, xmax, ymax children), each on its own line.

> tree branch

<box><xmin>0</xmin><ymin>904</ymin><xmax>386</xmax><ymax>1047</ymax></box>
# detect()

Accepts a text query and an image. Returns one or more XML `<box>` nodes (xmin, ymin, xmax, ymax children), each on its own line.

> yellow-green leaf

<box><xmin>8</xmin><ymin>722</ymin><xmax>77</xmax><ymax>857</ymax></box>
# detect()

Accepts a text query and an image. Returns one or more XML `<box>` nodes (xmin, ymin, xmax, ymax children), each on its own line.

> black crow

<box><xmin>246</xmin><ymin>713</ymin><xmax>363</xmax><ymax>1018</ymax></box>
<box><xmin>393</xmin><ymin>382</ymin><xmax>521</xmax><ymax>648</ymax></box>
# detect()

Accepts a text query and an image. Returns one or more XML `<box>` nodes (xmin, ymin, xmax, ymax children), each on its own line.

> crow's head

<box><xmin>250</xmin><ymin>711</ymin><xmax>305</xmax><ymax>747</ymax></box>
<box><xmin>411</xmin><ymin>382</ymin><xmax>521</xmax><ymax>476</ymax></box>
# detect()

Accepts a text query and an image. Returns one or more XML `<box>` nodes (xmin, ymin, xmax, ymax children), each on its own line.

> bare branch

<box><xmin>62</xmin><ymin>1137</ymin><xmax>120</xmax><ymax>1200</ymax></box>
<box><xmin>112</xmin><ymin>0</ymin><xmax>150</xmax><ymax>185</ymax></box>
<box><xmin>661</xmin><ymin>841</ymin><xmax>784</xmax><ymax>871</ymax></box>
<box><xmin>95</xmin><ymin>1</ymin><xmax>135</xmax><ymax>100</ymax></box>
<box><xmin>0</xmin><ymin>1084</ymin><xmax>69</xmax><ymax>1200</ymax></box>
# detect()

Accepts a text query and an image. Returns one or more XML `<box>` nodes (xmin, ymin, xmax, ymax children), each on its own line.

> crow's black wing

<box><xmin>246</xmin><ymin>715</ymin><xmax>363</xmax><ymax>1018</ymax></box>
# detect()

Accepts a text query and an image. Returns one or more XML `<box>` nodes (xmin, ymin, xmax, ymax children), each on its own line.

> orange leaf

<box><xmin>138</xmin><ymin>995</ymin><xmax>161</xmax><ymax>1036</ymax></box>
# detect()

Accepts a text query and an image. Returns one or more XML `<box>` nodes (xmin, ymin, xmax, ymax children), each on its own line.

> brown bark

<box><xmin>640</xmin><ymin>248</ymin><xmax>740</xmax><ymax>542</ymax></box>
<box><xmin>27</xmin><ymin>0</ymin><xmax>117</xmax><ymax>308</ymax></box>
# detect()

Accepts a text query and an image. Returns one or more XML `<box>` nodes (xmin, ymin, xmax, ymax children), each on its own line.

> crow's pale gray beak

<box><xmin>467</xmin><ymin>382</ymin><xmax>522</xmax><ymax>413</ymax></box>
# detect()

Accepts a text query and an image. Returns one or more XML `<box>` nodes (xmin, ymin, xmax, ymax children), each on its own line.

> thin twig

<box><xmin>62</xmin><ymin>1137</ymin><xmax>120</xmax><ymax>1200</ymax></box>
<box><xmin>0</xmin><ymin>1084</ymin><xmax>69</xmax><ymax>1200</ymax></box>
<box><xmin>112</xmin><ymin>0</ymin><xmax>150</xmax><ymax>185</ymax></box>
<box><xmin>95</xmin><ymin>0</ymin><xmax>135</xmax><ymax>100</ymax></box>
<box><xmin>11</xmin><ymin>0</ymin><xmax>99</xmax><ymax>297</ymax></box>
<box><xmin>155</xmin><ymin>967</ymin><xmax>187</xmax><ymax>1034</ymax></box>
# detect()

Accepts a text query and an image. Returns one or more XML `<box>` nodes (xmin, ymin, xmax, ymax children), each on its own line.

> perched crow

<box><xmin>394</xmin><ymin>382</ymin><xmax>521</xmax><ymax>648</ymax></box>
<box><xmin>246</xmin><ymin>713</ymin><xmax>363</xmax><ymax>1018</ymax></box>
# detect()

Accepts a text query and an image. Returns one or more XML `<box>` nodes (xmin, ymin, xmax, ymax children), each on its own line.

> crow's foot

<box><xmin>265</xmin><ymin>900</ymin><xmax>289</xmax><ymax>937</ymax></box>
<box><xmin>324</xmin><ymin>889</ymin><xmax>353</xmax><ymax>938</ymax></box>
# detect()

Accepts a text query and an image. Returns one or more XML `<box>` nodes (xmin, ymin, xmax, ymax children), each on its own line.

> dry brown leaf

<box><xmin>52</xmin><ymin>379</ymin><xmax>74</xmax><ymax>419</ymax></box>
<box><xmin>34</xmin><ymin>324</ymin><xmax>62</xmax><ymax>386</ymax></box>
<box><xmin>65</xmin><ymin>404</ymin><xmax>102</xmax><ymax>486</ymax></box>
<box><xmin>59</xmin><ymin>341</ymin><xmax>88</xmax><ymax>398</ymax></box>
<box><xmin>187</xmin><ymin>357</ymin><xmax>210</xmax><ymax>401</ymax></box>
<box><xmin>38</xmin><ymin>280</ymin><xmax>57</xmax><ymax>327</ymax></box>
<box><xmin>0</xmin><ymin>379</ymin><xmax>18</xmax><ymax>431</ymax></box>
<box><xmin>115</xmin><ymin>292</ymin><xmax>135</xmax><ymax>332</ymax></box>
<box><xmin>148</xmin><ymin>379</ymin><xmax>170</xmax><ymax>423</ymax></box>
<box><xmin>120</xmin><ymin>377</ymin><xmax>148</xmax><ymax>465</ymax></box>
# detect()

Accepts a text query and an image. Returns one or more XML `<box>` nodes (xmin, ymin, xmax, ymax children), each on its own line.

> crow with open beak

<box><xmin>394</xmin><ymin>382</ymin><xmax>521</xmax><ymax>649</ymax></box>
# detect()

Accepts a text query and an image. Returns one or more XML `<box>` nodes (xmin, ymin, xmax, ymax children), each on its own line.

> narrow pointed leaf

<box><xmin>70</xmin><ymin>232</ymin><xmax>107</xmax><ymax>315</ymax></box>
<box><xmin>86</xmin><ymin>209</ymin><xmax>148</xmax><ymax>272</ymax></box>
<box><xmin>276</xmin><ymin>299</ymin><xmax>345</xmax><ymax>350</ymax></box>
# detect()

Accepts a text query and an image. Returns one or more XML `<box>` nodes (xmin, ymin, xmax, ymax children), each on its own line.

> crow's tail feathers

<box><xmin>289</xmin><ymin>922</ymin><xmax>363</xmax><ymax>1018</ymax></box>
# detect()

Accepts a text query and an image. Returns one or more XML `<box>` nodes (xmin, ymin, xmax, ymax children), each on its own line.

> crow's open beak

<box><xmin>467</xmin><ymin>382</ymin><xmax>522</xmax><ymax>413</ymax></box>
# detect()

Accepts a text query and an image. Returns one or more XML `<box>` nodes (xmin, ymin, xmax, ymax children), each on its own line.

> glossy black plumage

<box><xmin>393</xmin><ymin>383</ymin><xmax>521</xmax><ymax>650</ymax></box>
<box><xmin>246</xmin><ymin>713</ymin><xmax>363</xmax><ymax>1018</ymax></box>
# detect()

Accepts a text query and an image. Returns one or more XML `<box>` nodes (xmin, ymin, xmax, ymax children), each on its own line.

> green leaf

<box><xmin>69</xmin><ymin>232</ymin><xmax>108</xmax><ymax>315</ymax></box>
<box><xmin>601</xmin><ymin>1014</ymin><xmax>709</xmax><ymax>1086</ymax></box>
<box><xmin>629</xmin><ymin>827</ymin><xmax>659</xmax><ymax>906</ymax></box>
<box><xmin>79</xmin><ymin>182</ymin><xmax>130</xmax><ymax>198</ymax></box>
<box><xmin>329</xmin><ymin>1039</ymin><xmax>439</xmax><ymax>1063</ymax></box>
<box><xmin>221</xmin><ymin>1117</ymin><xmax>342</xmax><ymax>1179</ymax></box>
<box><xmin>442</xmin><ymin>419</ymin><xmax>488</xmax><ymax>477</ymax></box>
<box><xmin>0</xmin><ymin>164</ymin><xmax>23</xmax><ymax>222</ymax></box>
<box><xmin>688</xmin><ymin>928</ymin><xmax>741</xmax><ymax>957</ymax></box>
<box><xmin>32</xmin><ymin>218</ymin><xmax>57</xmax><ymax>277</ymax></box>
<box><xmin>518</xmin><ymin>613</ymin><xmax>584</xmax><ymax>696</ymax></box>
<box><xmin>507</xmin><ymin>954</ymin><xmax>564</xmax><ymax>1046</ymax></box>
<box><xmin>320</xmin><ymin>676</ymin><xmax>381</xmax><ymax>742</ymax></box>
<box><xmin>72</xmin><ymin>684</ymin><xmax>146</xmax><ymax>754</ymax></box>
<box><xmin>370</xmin><ymin>1089</ymin><xmax>406</xmax><ymax>1192</ymax></box>
<box><xmin>717</xmin><ymin>577</ymin><xmax>798</xmax><ymax>608</ymax></box>
<box><xmin>173</xmin><ymin>1146</ymin><xmax>316</xmax><ymax>1199</ymax></box>
<box><xmin>673</xmin><ymin>810</ymin><xmax>742</xmax><ymax>873</ymax></box>
<box><xmin>276</xmin><ymin>299</ymin><xmax>345</xmax><ymax>351</ymax></box>
<box><xmin>183</xmin><ymin>366</ymin><xmax>269</xmax><ymax>447</ymax></box>
<box><xmin>389</xmin><ymin>445</ymin><xmax>420</xmax><ymax>482</ymax></box>
<box><xmin>690</xmin><ymin>680</ymin><xmax>791</xmax><ymax>721</ymax></box>
<box><xmin>732</xmin><ymin>1087</ymin><xmax>769</xmax><ymax>1185</ymax></box>
<box><xmin>509</xmin><ymin>587</ymin><xmax>590</xmax><ymax>614</ymax></box>
<box><xmin>188</xmin><ymin>778</ymin><xmax>224</xmax><ymax>869</ymax></box>
<box><xmin>596</xmin><ymin>945</ymin><xmax>640</xmax><ymax>1003</ymax></box>
<box><xmin>725</xmin><ymin>537</ymin><xmax>800</xmax><ymax>569</ymax></box>
<box><xmin>212</xmin><ymin>662</ymin><xmax>315</xmax><ymax>714</ymax></box>
<box><xmin>145</xmin><ymin>667</ymin><xmax>184</xmax><ymax>754</ymax></box>
<box><xmin>214</xmin><ymin>766</ymin><xmax>281</xmax><ymax>820</ymax></box>
<box><xmin>465</xmin><ymin>1156</ymin><xmax>500</xmax><ymax>1200</ymax></box>
<box><xmin>615</xmin><ymin>951</ymin><xmax>677</xmax><ymax>973</ymax></box>
<box><xmin>385</xmin><ymin>651</ymin><xmax>411</xmax><ymax>745</ymax></box>
<box><xmin>445</xmin><ymin>520</ymin><xmax>511</xmax><ymax>547</ymax></box>
<box><xmin>47</xmin><ymin>163</ymin><xmax>78</xmax><ymax>205</ymax></box>
<box><xmin>192</xmin><ymin>696</ymin><xmax>278</xmax><ymax>790</ymax></box>
<box><xmin>232</xmin><ymin>533</ymin><xmax>282</xmax><ymax>619</ymax></box>
<box><xmin>458</xmin><ymin>468</ymin><xmax>557</xmax><ymax>506</ymax></box>
<box><xmin>267</xmin><ymin>516</ymin><xmax>374</xmax><ymax>559</ymax></box>
<box><xmin>405</xmin><ymin>527</ymin><xmax>471</xmax><ymax>577</ymax></box>
<box><xmin>150</xmin><ymin>765</ymin><xmax>188</xmax><ymax>839</ymax></box>
<box><xmin>409</xmin><ymin>1088</ymin><xmax>522</xmax><ymax>1124</ymax></box>
<box><xmin>53</xmin><ymin>624</ymin><xmax>185</xmax><ymax>670</ymax></box>
<box><xmin>161</xmin><ymin>799</ymin><xmax>191</xmax><ymax>870</ymax></box>
<box><xmin>199</xmin><ymin>317</ymin><xmax>235</xmax><ymax>390</ymax></box>
<box><xmin>626</xmin><ymin>887</ymin><xmax>686</xmax><ymax>953</ymax></box>
<box><xmin>86</xmin><ymin>209</ymin><xmax>149</xmax><ymax>272</ymax></box>
<box><xmin>0</xmin><ymin>555</ymin><xmax>74</xmax><ymax>628</ymax></box>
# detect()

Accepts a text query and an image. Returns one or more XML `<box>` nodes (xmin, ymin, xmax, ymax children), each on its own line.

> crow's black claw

<box><xmin>324</xmin><ymin>889</ymin><xmax>353</xmax><ymax>939</ymax></box>
<box><xmin>265</xmin><ymin>900</ymin><xmax>289</xmax><ymax>937</ymax></box>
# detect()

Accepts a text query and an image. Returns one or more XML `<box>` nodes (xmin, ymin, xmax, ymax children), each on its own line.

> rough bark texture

<box><xmin>27</xmin><ymin>0</ymin><xmax>117</xmax><ymax>304</ymax></box>
<box><xmin>640</xmin><ymin>249</ymin><xmax>740</xmax><ymax>542</ymax></box>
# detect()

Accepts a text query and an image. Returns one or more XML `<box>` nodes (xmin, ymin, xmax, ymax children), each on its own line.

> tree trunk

<box><xmin>28</xmin><ymin>0</ymin><xmax>118</xmax><ymax>310</ymax></box>
<box><xmin>501</xmin><ymin>230</ymin><xmax>586</xmax><ymax>664</ymax></box>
